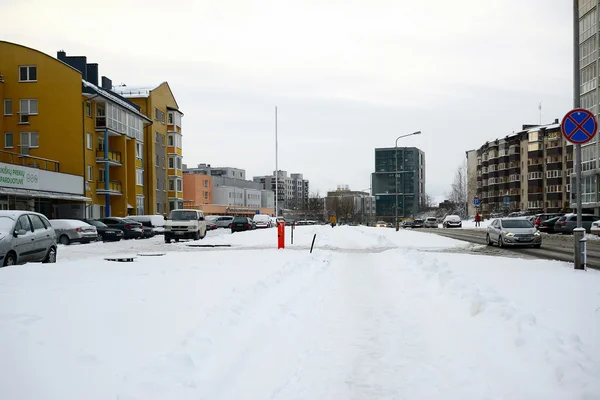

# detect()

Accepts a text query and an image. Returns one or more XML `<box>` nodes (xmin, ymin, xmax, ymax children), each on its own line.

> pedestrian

<box><xmin>329</xmin><ymin>215</ymin><xmax>337</xmax><ymax>228</ymax></box>
<box><xmin>475</xmin><ymin>212</ymin><xmax>481</xmax><ymax>227</ymax></box>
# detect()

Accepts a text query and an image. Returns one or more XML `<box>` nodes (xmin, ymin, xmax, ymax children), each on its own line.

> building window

<box><xmin>169</xmin><ymin>200</ymin><xmax>176</xmax><ymax>211</ymax></box>
<box><xmin>136</xmin><ymin>168</ymin><xmax>144</xmax><ymax>186</ymax></box>
<box><xmin>136</xmin><ymin>142</ymin><xmax>143</xmax><ymax>159</ymax></box>
<box><xmin>98</xmin><ymin>136</ymin><xmax>104</xmax><ymax>151</ymax></box>
<box><xmin>19</xmin><ymin>65</ymin><xmax>37</xmax><ymax>82</ymax></box>
<box><xmin>176</xmin><ymin>179</ymin><xmax>182</xmax><ymax>192</ymax></box>
<box><xmin>156</xmin><ymin>178</ymin><xmax>160</xmax><ymax>190</ymax></box>
<box><xmin>4</xmin><ymin>132</ymin><xmax>13</xmax><ymax>149</ymax></box>
<box><xmin>204</xmin><ymin>191</ymin><xmax>209</xmax><ymax>200</ymax></box>
<box><xmin>87</xmin><ymin>165</ymin><xmax>93</xmax><ymax>182</ymax></box>
<box><xmin>155</xmin><ymin>154</ymin><xmax>160</xmax><ymax>166</ymax></box>
<box><xmin>168</xmin><ymin>112</ymin><xmax>174</xmax><ymax>124</ymax></box>
<box><xmin>168</xmin><ymin>157</ymin><xmax>174</xmax><ymax>169</ymax></box>
<box><xmin>168</xmin><ymin>134</ymin><xmax>174</xmax><ymax>146</ymax></box>
<box><xmin>85</xmin><ymin>101</ymin><xmax>92</xmax><ymax>117</ymax></box>
<box><xmin>3</xmin><ymin>99</ymin><xmax>12</xmax><ymax>116</ymax></box>
<box><xmin>86</xmin><ymin>133</ymin><xmax>92</xmax><ymax>150</ymax></box>
<box><xmin>19</xmin><ymin>99</ymin><xmax>38</xmax><ymax>121</ymax></box>
<box><xmin>136</xmin><ymin>196</ymin><xmax>144</xmax><ymax>214</ymax></box>
<box><xmin>99</xmin><ymin>168</ymin><xmax>105</xmax><ymax>182</ymax></box>
<box><xmin>154</xmin><ymin>108</ymin><xmax>165</xmax><ymax>123</ymax></box>
<box><xmin>176</xmin><ymin>157</ymin><xmax>182</xmax><ymax>169</ymax></box>
<box><xmin>20</xmin><ymin>132</ymin><xmax>38</xmax><ymax>154</ymax></box>
<box><xmin>204</xmin><ymin>179</ymin><xmax>208</xmax><ymax>188</ymax></box>
<box><xmin>168</xmin><ymin>179</ymin><xmax>175</xmax><ymax>191</ymax></box>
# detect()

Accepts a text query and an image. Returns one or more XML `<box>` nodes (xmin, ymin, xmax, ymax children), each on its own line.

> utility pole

<box><xmin>573</xmin><ymin>0</ymin><xmax>585</xmax><ymax>270</ymax></box>
<box><xmin>275</xmin><ymin>106</ymin><xmax>278</xmax><ymax>217</ymax></box>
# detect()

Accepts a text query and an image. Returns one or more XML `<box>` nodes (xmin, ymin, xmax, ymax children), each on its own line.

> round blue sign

<box><xmin>561</xmin><ymin>108</ymin><xmax>598</xmax><ymax>145</ymax></box>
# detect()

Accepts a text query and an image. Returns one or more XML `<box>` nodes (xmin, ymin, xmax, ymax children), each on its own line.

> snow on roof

<box><xmin>545</xmin><ymin>123</ymin><xmax>561</xmax><ymax>130</ymax></box>
<box><xmin>83</xmin><ymin>80</ymin><xmax>150</xmax><ymax>121</ymax></box>
<box><xmin>113</xmin><ymin>85</ymin><xmax>158</xmax><ymax>98</ymax></box>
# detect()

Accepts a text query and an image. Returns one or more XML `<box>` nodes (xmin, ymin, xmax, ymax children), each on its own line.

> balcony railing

<box><xmin>0</xmin><ymin>149</ymin><xmax>59</xmax><ymax>171</ymax></box>
<box><xmin>96</xmin><ymin>148</ymin><xmax>122</xmax><ymax>164</ymax></box>
<box><xmin>96</xmin><ymin>180</ymin><xmax>122</xmax><ymax>193</ymax></box>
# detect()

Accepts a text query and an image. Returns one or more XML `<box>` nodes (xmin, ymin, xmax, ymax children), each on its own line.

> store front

<box><xmin>0</xmin><ymin>162</ymin><xmax>89</xmax><ymax>218</ymax></box>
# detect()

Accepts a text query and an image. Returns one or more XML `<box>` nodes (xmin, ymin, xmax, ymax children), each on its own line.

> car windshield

<box><xmin>233</xmin><ymin>217</ymin><xmax>247</xmax><ymax>223</ymax></box>
<box><xmin>0</xmin><ymin>216</ymin><xmax>15</xmax><ymax>232</ymax></box>
<box><xmin>502</xmin><ymin>220</ymin><xmax>533</xmax><ymax>229</ymax></box>
<box><xmin>87</xmin><ymin>220</ymin><xmax>107</xmax><ymax>228</ymax></box>
<box><xmin>169</xmin><ymin>211</ymin><xmax>199</xmax><ymax>221</ymax></box>
<box><xmin>206</xmin><ymin>216</ymin><xmax>218</xmax><ymax>222</ymax></box>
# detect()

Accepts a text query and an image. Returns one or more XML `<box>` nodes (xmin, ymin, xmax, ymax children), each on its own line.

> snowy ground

<box><xmin>1</xmin><ymin>226</ymin><xmax>599</xmax><ymax>400</ymax></box>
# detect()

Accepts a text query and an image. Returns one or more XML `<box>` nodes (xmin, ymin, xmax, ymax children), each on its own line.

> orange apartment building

<box><xmin>183</xmin><ymin>173</ymin><xmax>212</xmax><ymax>206</ymax></box>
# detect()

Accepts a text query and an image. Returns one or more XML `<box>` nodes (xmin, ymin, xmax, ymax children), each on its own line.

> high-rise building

<box><xmin>113</xmin><ymin>83</ymin><xmax>185</xmax><ymax>214</ymax></box>
<box><xmin>575</xmin><ymin>1</ymin><xmax>600</xmax><ymax>213</ymax></box>
<box><xmin>253</xmin><ymin>170</ymin><xmax>309</xmax><ymax>214</ymax></box>
<box><xmin>371</xmin><ymin>147</ymin><xmax>425</xmax><ymax>221</ymax></box>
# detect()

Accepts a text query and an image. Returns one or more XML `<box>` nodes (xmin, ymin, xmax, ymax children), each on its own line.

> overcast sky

<box><xmin>2</xmin><ymin>0</ymin><xmax>572</xmax><ymax>201</ymax></box>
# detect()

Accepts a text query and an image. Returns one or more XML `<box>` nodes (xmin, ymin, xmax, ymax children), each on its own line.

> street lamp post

<box><xmin>395</xmin><ymin>131</ymin><xmax>422</xmax><ymax>231</ymax></box>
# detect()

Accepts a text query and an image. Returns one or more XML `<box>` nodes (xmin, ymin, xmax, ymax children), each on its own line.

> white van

<box><xmin>164</xmin><ymin>209</ymin><xmax>207</xmax><ymax>243</ymax></box>
<box><xmin>253</xmin><ymin>214</ymin><xmax>272</xmax><ymax>228</ymax></box>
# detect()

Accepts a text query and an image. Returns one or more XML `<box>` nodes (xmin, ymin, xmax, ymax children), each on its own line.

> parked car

<box><xmin>591</xmin><ymin>220</ymin><xmax>600</xmax><ymax>236</ymax></box>
<box><xmin>126</xmin><ymin>215</ymin><xmax>165</xmax><ymax>234</ymax></box>
<box><xmin>253</xmin><ymin>214</ymin><xmax>272</xmax><ymax>228</ymax></box>
<box><xmin>554</xmin><ymin>213</ymin><xmax>600</xmax><ymax>234</ymax></box>
<box><xmin>401</xmin><ymin>220</ymin><xmax>414</xmax><ymax>228</ymax></box>
<box><xmin>442</xmin><ymin>215</ymin><xmax>462</xmax><ymax>228</ymax></box>
<box><xmin>207</xmin><ymin>221</ymin><xmax>217</xmax><ymax>230</ymax></box>
<box><xmin>412</xmin><ymin>219</ymin><xmax>424</xmax><ymax>228</ymax></box>
<box><xmin>376</xmin><ymin>220</ymin><xmax>387</xmax><ymax>228</ymax></box>
<box><xmin>163</xmin><ymin>209</ymin><xmax>207</xmax><ymax>243</ymax></box>
<box><xmin>538</xmin><ymin>216</ymin><xmax>561</xmax><ymax>234</ymax></box>
<box><xmin>122</xmin><ymin>218</ymin><xmax>155</xmax><ymax>239</ymax></box>
<box><xmin>231</xmin><ymin>217</ymin><xmax>255</xmax><ymax>233</ymax></box>
<box><xmin>424</xmin><ymin>217</ymin><xmax>438</xmax><ymax>228</ymax></box>
<box><xmin>50</xmin><ymin>219</ymin><xmax>98</xmax><ymax>245</ymax></box>
<box><xmin>206</xmin><ymin>216</ymin><xmax>219</xmax><ymax>230</ymax></box>
<box><xmin>0</xmin><ymin>211</ymin><xmax>57</xmax><ymax>266</ymax></box>
<box><xmin>213</xmin><ymin>216</ymin><xmax>235</xmax><ymax>229</ymax></box>
<box><xmin>80</xmin><ymin>219</ymin><xmax>123</xmax><ymax>242</ymax></box>
<box><xmin>97</xmin><ymin>217</ymin><xmax>144</xmax><ymax>239</ymax></box>
<box><xmin>486</xmin><ymin>217</ymin><xmax>541</xmax><ymax>248</ymax></box>
<box><xmin>534</xmin><ymin>213</ymin><xmax>563</xmax><ymax>228</ymax></box>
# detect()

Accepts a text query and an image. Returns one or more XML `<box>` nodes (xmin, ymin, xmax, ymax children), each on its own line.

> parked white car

<box><xmin>591</xmin><ymin>220</ymin><xmax>600</xmax><ymax>236</ymax></box>
<box><xmin>50</xmin><ymin>219</ymin><xmax>98</xmax><ymax>245</ymax></box>
<box><xmin>253</xmin><ymin>214</ymin><xmax>272</xmax><ymax>228</ymax></box>
<box><xmin>0</xmin><ymin>211</ymin><xmax>57</xmax><ymax>266</ymax></box>
<box><xmin>442</xmin><ymin>215</ymin><xmax>462</xmax><ymax>228</ymax></box>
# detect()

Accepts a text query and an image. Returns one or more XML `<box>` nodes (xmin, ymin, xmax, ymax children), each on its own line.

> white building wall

<box><xmin>261</xmin><ymin>190</ymin><xmax>274</xmax><ymax>208</ymax></box>
<box><xmin>212</xmin><ymin>186</ymin><xmax>244</xmax><ymax>206</ymax></box>
<box><xmin>244</xmin><ymin>188</ymin><xmax>262</xmax><ymax>208</ymax></box>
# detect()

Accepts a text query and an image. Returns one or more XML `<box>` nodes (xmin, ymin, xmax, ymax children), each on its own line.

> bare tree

<box><xmin>307</xmin><ymin>191</ymin><xmax>325</xmax><ymax>221</ymax></box>
<box><xmin>421</xmin><ymin>193</ymin><xmax>436</xmax><ymax>209</ymax></box>
<box><xmin>338</xmin><ymin>197</ymin><xmax>357</xmax><ymax>222</ymax></box>
<box><xmin>447</xmin><ymin>162</ymin><xmax>468</xmax><ymax>218</ymax></box>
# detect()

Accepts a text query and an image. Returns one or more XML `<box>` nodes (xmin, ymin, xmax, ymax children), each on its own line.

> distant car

<box><xmin>163</xmin><ymin>209</ymin><xmax>207</xmax><ymax>243</ymax></box>
<box><xmin>401</xmin><ymin>220</ymin><xmax>414</xmax><ymax>228</ymax></box>
<box><xmin>50</xmin><ymin>219</ymin><xmax>98</xmax><ymax>245</ymax></box>
<box><xmin>126</xmin><ymin>215</ymin><xmax>165</xmax><ymax>235</ymax></box>
<box><xmin>486</xmin><ymin>217</ymin><xmax>541</xmax><ymax>247</ymax></box>
<box><xmin>80</xmin><ymin>219</ymin><xmax>123</xmax><ymax>242</ymax></box>
<box><xmin>123</xmin><ymin>219</ymin><xmax>155</xmax><ymax>239</ymax></box>
<box><xmin>554</xmin><ymin>213</ymin><xmax>600</xmax><ymax>234</ymax></box>
<box><xmin>253</xmin><ymin>214</ymin><xmax>272</xmax><ymax>228</ymax></box>
<box><xmin>412</xmin><ymin>219</ymin><xmax>424</xmax><ymax>228</ymax></box>
<box><xmin>97</xmin><ymin>217</ymin><xmax>144</xmax><ymax>239</ymax></box>
<box><xmin>214</xmin><ymin>216</ymin><xmax>234</xmax><ymax>229</ymax></box>
<box><xmin>442</xmin><ymin>215</ymin><xmax>462</xmax><ymax>228</ymax></box>
<box><xmin>376</xmin><ymin>220</ymin><xmax>387</xmax><ymax>228</ymax></box>
<box><xmin>231</xmin><ymin>217</ymin><xmax>255</xmax><ymax>233</ymax></box>
<box><xmin>538</xmin><ymin>216</ymin><xmax>560</xmax><ymax>234</ymax></box>
<box><xmin>534</xmin><ymin>213</ymin><xmax>563</xmax><ymax>229</ymax></box>
<box><xmin>424</xmin><ymin>217</ymin><xmax>438</xmax><ymax>228</ymax></box>
<box><xmin>0</xmin><ymin>211</ymin><xmax>57</xmax><ymax>266</ymax></box>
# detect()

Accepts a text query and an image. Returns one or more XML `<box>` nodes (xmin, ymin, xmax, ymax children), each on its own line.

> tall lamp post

<box><xmin>395</xmin><ymin>131</ymin><xmax>422</xmax><ymax>231</ymax></box>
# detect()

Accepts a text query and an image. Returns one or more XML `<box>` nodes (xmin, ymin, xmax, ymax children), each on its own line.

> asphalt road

<box><xmin>429</xmin><ymin>228</ymin><xmax>600</xmax><ymax>270</ymax></box>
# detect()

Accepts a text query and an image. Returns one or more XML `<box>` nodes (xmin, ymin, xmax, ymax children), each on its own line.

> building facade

<box><xmin>114</xmin><ymin>83</ymin><xmax>184</xmax><ymax>214</ymax></box>
<box><xmin>182</xmin><ymin>173</ymin><xmax>212</xmax><ymax>207</ymax></box>
<box><xmin>469</xmin><ymin>121</ymin><xmax>573</xmax><ymax>215</ymax></box>
<box><xmin>253</xmin><ymin>170</ymin><xmax>309</xmax><ymax>214</ymax></box>
<box><xmin>325</xmin><ymin>188</ymin><xmax>376</xmax><ymax>224</ymax></box>
<box><xmin>371</xmin><ymin>147</ymin><xmax>425</xmax><ymax>221</ymax></box>
<box><xmin>576</xmin><ymin>1</ymin><xmax>600</xmax><ymax>213</ymax></box>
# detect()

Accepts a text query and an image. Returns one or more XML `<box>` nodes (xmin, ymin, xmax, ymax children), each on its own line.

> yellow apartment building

<box><xmin>0</xmin><ymin>41</ymin><xmax>154</xmax><ymax>218</ymax></box>
<box><xmin>114</xmin><ymin>83</ymin><xmax>184</xmax><ymax>214</ymax></box>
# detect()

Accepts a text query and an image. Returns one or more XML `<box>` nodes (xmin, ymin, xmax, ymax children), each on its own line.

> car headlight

<box><xmin>503</xmin><ymin>231</ymin><xmax>514</xmax><ymax>237</ymax></box>
<box><xmin>533</xmin><ymin>231</ymin><xmax>540</xmax><ymax>236</ymax></box>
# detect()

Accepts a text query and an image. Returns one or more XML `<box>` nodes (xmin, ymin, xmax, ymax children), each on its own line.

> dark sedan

<box><xmin>231</xmin><ymin>217</ymin><xmax>255</xmax><ymax>233</ymax></box>
<box><xmin>80</xmin><ymin>219</ymin><xmax>124</xmax><ymax>242</ymax></box>
<box><xmin>123</xmin><ymin>218</ymin><xmax>155</xmax><ymax>239</ymax></box>
<box><xmin>538</xmin><ymin>216</ymin><xmax>560</xmax><ymax>234</ymax></box>
<box><xmin>97</xmin><ymin>217</ymin><xmax>144</xmax><ymax>239</ymax></box>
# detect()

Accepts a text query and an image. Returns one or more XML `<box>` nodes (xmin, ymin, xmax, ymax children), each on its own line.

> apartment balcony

<box><xmin>546</xmin><ymin>146</ymin><xmax>563</xmax><ymax>156</ymax></box>
<box><xmin>509</xmin><ymin>166</ymin><xmax>520</xmax><ymax>174</ymax></box>
<box><xmin>509</xmin><ymin>153</ymin><xmax>520</xmax><ymax>162</ymax></box>
<box><xmin>546</xmin><ymin>161</ymin><xmax>562</xmax><ymax>171</ymax></box>
<box><xmin>546</xmin><ymin>177</ymin><xmax>563</xmax><ymax>186</ymax></box>
<box><xmin>567</xmin><ymin>160</ymin><xmax>574</xmax><ymax>169</ymax></box>
<box><xmin>96</xmin><ymin>180</ymin><xmax>122</xmax><ymax>195</ymax></box>
<box><xmin>498</xmin><ymin>169</ymin><xmax>509</xmax><ymax>177</ymax></box>
<box><xmin>547</xmin><ymin>192</ymin><xmax>563</xmax><ymax>201</ymax></box>
<box><xmin>528</xmin><ymin>149</ymin><xmax>544</xmax><ymax>158</ymax></box>
<box><xmin>0</xmin><ymin>150</ymin><xmax>59</xmax><ymax>172</ymax></box>
<box><xmin>508</xmin><ymin>181</ymin><xmax>521</xmax><ymax>189</ymax></box>
<box><xmin>528</xmin><ymin>164</ymin><xmax>543</xmax><ymax>172</ymax></box>
<box><xmin>528</xmin><ymin>192</ymin><xmax>543</xmax><ymax>201</ymax></box>
<box><xmin>96</xmin><ymin>148</ymin><xmax>122</xmax><ymax>166</ymax></box>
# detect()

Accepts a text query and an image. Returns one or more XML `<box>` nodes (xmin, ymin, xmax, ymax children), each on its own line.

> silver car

<box><xmin>0</xmin><ymin>210</ymin><xmax>57</xmax><ymax>266</ymax></box>
<box><xmin>50</xmin><ymin>219</ymin><xmax>98</xmax><ymax>245</ymax></box>
<box><xmin>486</xmin><ymin>217</ymin><xmax>541</xmax><ymax>248</ymax></box>
<box><xmin>424</xmin><ymin>217</ymin><xmax>438</xmax><ymax>228</ymax></box>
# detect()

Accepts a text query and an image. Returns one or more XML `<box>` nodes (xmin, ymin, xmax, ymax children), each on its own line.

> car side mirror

<box><xmin>199</xmin><ymin>217</ymin><xmax>204</xmax><ymax>221</ymax></box>
<box><xmin>163</xmin><ymin>216</ymin><xmax>168</xmax><ymax>220</ymax></box>
<box><xmin>14</xmin><ymin>229</ymin><xmax>26</xmax><ymax>237</ymax></box>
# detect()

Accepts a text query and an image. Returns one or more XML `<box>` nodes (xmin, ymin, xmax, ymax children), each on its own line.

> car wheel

<box><xmin>59</xmin><ymin>235</ymin><xmax>70</xmax><ymax>245</ymax></box>
<box><xmin>498</xmin><ymin>236</ymin><xmax>504</xmax><ymax>248</ymax></box>
<box><xmin>43</xmin><ymin>246</ymin><xmax>57</xmax><ymax>263</ymax></box>
<box><xmin>199</xmin><ymin>229</ymin><xmax>206</xmax><ymax>239</ymax></box>
<box><xmin>164</xmin><ymin>236</ymin><xmax>171</xmax><ymax>244</ymax></box>
<box><xmin>3</xmin><ymin>251</ymin><xmax>16</xmax><ymax>266</ymax></box>
<box><xmin>193</xmin><ymin>231</ymin><xmax>200</xmax><ymax>241</ymax></box>
<box><xmin>486</xmin><ymin>234</ymin><xmax>492</xmax><ymax>246</ymax></box>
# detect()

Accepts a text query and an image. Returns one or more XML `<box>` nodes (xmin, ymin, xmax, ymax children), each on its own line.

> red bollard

<box><xmin>277</xmin><ymin>221</ymin><xmax>285</xmax><ymax>249</ymax></box>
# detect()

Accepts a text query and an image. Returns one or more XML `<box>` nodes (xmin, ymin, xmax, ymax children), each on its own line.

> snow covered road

<box><xmin>1</xmin><ymin>226</ymin><xmax>599</xmax><ymax>399</ymax></box>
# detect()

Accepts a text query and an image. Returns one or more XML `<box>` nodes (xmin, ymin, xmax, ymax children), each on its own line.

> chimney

<box><xmin>86</xmin><ymin>63</ymin><xmax>98</xmax><ymax>86</ymax></box>
<box><xmin>555</xmin><ymin>118</ymin><xmax>559</xmax><ymax>124</ymax></box>
<box><xmin>57</xmin><ymin>50</ymin><xmax>66</xmax><ymax>60</ymax></box>
<box><xmin>101</xmin><ymin>76</ymin><xmax>112</xmax><ymax>90</ymax></box>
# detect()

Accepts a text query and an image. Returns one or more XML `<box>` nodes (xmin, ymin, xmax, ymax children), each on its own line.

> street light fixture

<box><xmin>395</xmin><ymin>131</ymin><xmax>422</xmax><ymax>231</ymax></box>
